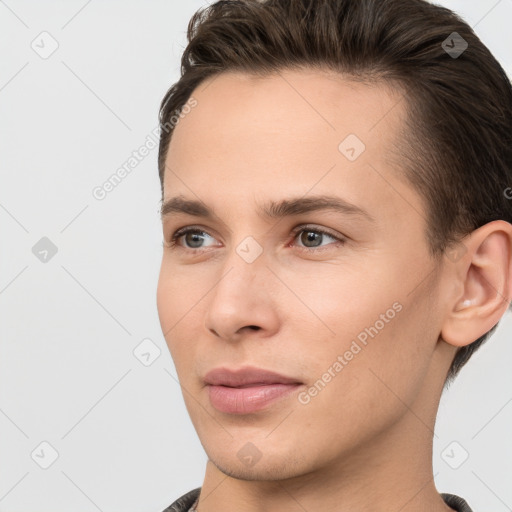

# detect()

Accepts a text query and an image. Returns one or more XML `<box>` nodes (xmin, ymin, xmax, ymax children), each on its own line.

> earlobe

<box><xmin>440</xmin><ymin>220</ymin><xmax>512</xmax><ymax>348</ymax></box>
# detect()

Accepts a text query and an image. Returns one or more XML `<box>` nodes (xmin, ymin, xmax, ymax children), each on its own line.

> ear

<box><xmin>441</xmin><ymin>220</ymin><xmax>512</xmax><ymax>348</ymax></box>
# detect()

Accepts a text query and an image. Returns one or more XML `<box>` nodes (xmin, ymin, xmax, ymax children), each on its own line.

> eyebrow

<box><xmin>160</xmin><ymin>194</ymin><xmax>375</xmax><ymax>224</ymax></box>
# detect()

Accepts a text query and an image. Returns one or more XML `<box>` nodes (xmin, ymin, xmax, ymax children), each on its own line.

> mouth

<box><xmin>206</xmin><ymin>382</ymin><xmax>302</xmax><ymax>414</ymax></box>
<box><xmin>203</xmin><ymin>365</ymin><xmax>302</xmax><ymax>387</ymax></box>
<box><xmin>222</xmin><ymin>382</ymin><xmax>285</xmax><ymax>388</ymax></box>
<box><xmin>203</xmin><ymin>365</ymin><xmax>303</xmax><ymax>414</ymax></box>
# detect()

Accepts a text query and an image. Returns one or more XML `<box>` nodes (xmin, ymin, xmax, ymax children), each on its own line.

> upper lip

<box><xmin>204</xmin><ymin>366</ymin><xmax>302</xmax><ymax>387</ymax></box>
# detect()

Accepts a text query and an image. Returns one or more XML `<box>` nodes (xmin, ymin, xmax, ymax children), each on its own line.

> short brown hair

<box><xmin>157</xmin><ymin>0</ymin><xmax>512</xmax><ymax>386</ymax></box>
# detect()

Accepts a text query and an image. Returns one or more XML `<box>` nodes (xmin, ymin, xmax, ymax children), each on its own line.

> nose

<box><xmin>204</xmin><ymin>248</ymin><xmax>280</xmax><ymax>342</ymax></box>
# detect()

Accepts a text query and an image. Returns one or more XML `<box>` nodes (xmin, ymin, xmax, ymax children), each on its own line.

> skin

<box><xmin>156</xmin><ymin>68</ymin><xmax>512</xmax><ymax>512</ymax></box>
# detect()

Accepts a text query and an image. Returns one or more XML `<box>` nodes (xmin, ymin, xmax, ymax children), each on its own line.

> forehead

<box><xmin>163</xmin><ymin>69</ymin><xmax>416</xmax><ymax>228</ymax></box>
<box><xmin>174</xmin><ymin>68</ymin><xmax>403</xmax><ymax>131</ymax></box>
<box><xmin>166</xmin><ymin>68</ymin><xmax>405</xmax><ymax>170</ymax></box>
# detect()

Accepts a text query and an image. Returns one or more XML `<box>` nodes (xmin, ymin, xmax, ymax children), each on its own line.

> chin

<box><xmin>204</xmin><ymin>443</ymin><xmax>310</xmax><ymax>482</ymax></box>
<box><xmin>211</xmin><ymin>458</ymin><xmax>303</xmax><ymax>482</ymax></box>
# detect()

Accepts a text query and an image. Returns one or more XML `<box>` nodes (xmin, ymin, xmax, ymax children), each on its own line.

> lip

<box><xmin>204</xmin><ymin>366</ymin><xmax>303</xmax><ymax>415</ymax></box>
<box><xmin>203</xmin><ymin>366</ymin><xmax>302</xmax><ymax>387</ymax></box>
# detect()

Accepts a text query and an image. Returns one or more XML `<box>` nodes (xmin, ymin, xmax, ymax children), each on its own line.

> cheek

<box><xmin>157</xmin><ymin>263</ymin><xmax>188</xmax><ymax>364</ymax></box>
<box><xmin>330</xmin><ymin>298</ymin><xmax>434</xmax><ymax>422</ymax></box>
<box><xmin>156</xmin><ymin>258</ymin><xmax>204</xmax><ymax>332</ymax></box>
<box><xmin>156</xmin><ymin>263</ymin><xmax>174</xmax><ymax>335</ymax></box>
<box><xmin>156</xmin><ymin>260</ymin><xmax>208</xmax><ymax>372</ymax></box>
<box><xmin>277</xmin><ymin>261</ymin><xmax>396</xmax><ymax>338</ymax></box>
<box><xmin>286</xmin><ymin>265</ymin><xmax>434</xmax><ymax>413</ymax></box>
<box><xmin>289</xmin><ymin>311</ymin><xmax>431</xmax><ymax>462</ymax></box>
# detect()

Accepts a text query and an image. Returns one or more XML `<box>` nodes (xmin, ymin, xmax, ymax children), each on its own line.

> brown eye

<box><xmin>299</xmin><ymin>230</ymin><xmax>325</xmax><ymax>248</ymax></box>
<box><xmin>293</xmin><ymin>226</ymin><xmax>345</xmax><ymax>251</ymax></box>
<box><xmin>182</xmin><ymin>231</ymin><xmax>207</xmax><ymax>249</ymax></box>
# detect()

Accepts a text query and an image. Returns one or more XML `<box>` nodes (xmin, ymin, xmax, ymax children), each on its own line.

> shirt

<box><xmin>162</xmin><ymin>487</ymin><xmax>475</xmax><ymax>511</ymax></box>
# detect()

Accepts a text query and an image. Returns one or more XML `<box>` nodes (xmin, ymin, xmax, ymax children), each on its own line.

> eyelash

<box><xmin>165</xmin><ymin>225</ymin><xmax>346</xmax><ymax>254</ymax></box>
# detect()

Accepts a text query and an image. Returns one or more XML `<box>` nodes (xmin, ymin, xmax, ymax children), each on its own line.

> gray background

<box><xmin>0</xmin><ymin>1</ymin><xmax>511</xmax><ymax>511</ymax></box>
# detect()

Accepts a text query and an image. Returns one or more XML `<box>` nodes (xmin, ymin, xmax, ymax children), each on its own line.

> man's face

<box><xmin>157</xmin><ymin>69</ymin><xmax>450</xmax><ymax>480</ymax></box>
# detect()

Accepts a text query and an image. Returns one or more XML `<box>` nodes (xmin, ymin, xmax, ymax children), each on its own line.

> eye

<box><xmin>166</xmin><ymin>227</ymin><xmax>218</xmax><ymax>250</ymax></box>
<box><xmin>164</xmin><ymin>225</ymin><xmax>345</xmax><ymax>252</ymax></box>
<box><xmin>290</xmin><ymin>225</ymin><xmax>345</xmax><ymax>252</ymax></box>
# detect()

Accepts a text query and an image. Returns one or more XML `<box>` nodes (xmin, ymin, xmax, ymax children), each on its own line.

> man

<box><xmin>156</xmin><ymin>0</ymin><xmax>512</xmax><ymax>510</ymax></box>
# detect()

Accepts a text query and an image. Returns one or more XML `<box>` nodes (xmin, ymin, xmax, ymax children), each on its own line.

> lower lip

<box><xmin>207</xmin><ymin>383</ymin><xmax>301</xmax><ymax>414</ymax></box>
